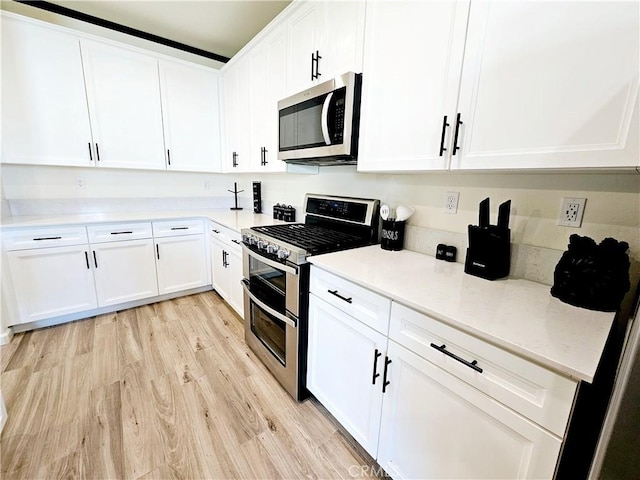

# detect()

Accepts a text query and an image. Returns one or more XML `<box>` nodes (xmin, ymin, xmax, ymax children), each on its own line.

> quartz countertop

<box><xmin>308</xmin><ymin>245</ymin><xmax>615</xmax><ymax>383</ymax></box>
<box><xmin>0</xmin><ymin>209</ymin><xmax>284</xmax><ymax>233</ymax></box>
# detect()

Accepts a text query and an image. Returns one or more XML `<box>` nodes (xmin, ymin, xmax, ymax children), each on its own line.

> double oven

<box><xmin>241</xmin><ymin>194</ymin><xmax>380</xmax><ymax>401</ymax></box>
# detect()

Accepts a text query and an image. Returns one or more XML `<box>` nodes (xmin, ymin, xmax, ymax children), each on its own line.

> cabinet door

<box><xmin>81</xmin><ymin>40</ymin><xmax>166</xmax><ymax>170</ymax></box>
<box><xmin>227</xmin><ymin>247</ymin><xmax>245</xmax><ymax>317</ymax></box>
<box><xmin>7</xmin><ymin>245</ymin><xmax>98</xmax><ymax>324</ymax></box>
<box><xmin>378</xmin><ymin>341</ymin><xmax>562</xmax><ymax>480</ymax></box>
<box><xmin>210</xmin><ymin>237</ymin><xmax>231</xmax><ymax>300</ymax></box>
<box><xmin>307</xmin><ymin>294</ymin><xmax>387</xmax><ymax>457</ymax></box>
<box><xmin>222</xmin><ymin>59</ymin><xmax>252</xmax><ymax>172</ymax></box>
<box><xmin>156</xmin><ymin>234</ymin><xmax>208</xmax><ymax>294</ymax></box>
<box><xmin>1</xmin><ymin>16</ymin><xmax>94</xmax><ymax>167</ymax></box>
<box><xmin>249</xmin><ymin>28</ymin><xmax>288</xmax><ymax>172</ymax></box>
<box><xmin>319</xmin><ymin>1</ymin><xmax>365</xmax><ymax>79</ymax></box>
<box><xmin>91</xmin><ymin>239</ymin><xmax>158</xmax><ymax>307</ymax></box>
<box><xmin>159</xmin><ymin>60</ymin><xmax>222</xmax><ymax>172</ymax></box>
<box><xmin>357</xmin><ymin>0</ymin><xmax>469</xmax><ymax>172</ymax></box>
<box><xmin>452</xmin><ymin>1</ymin><xmax>639</xmax><ymax>170</ymax></box>
<box><xmin>287</xmin><ymin>1</ymin><xmax>323</xmax><ymax>94</ymax></box>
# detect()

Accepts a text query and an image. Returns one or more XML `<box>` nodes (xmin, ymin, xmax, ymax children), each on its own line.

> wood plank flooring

<box><xmin>1</xmin><ymin>292</ymin><xmax>383</xmax><ymax>479</ymax></box>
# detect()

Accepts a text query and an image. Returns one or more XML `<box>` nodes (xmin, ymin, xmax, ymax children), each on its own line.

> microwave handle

<box><xmin>321</xmin><ymin>91</ymin><xmax>334</xmax><ymax>145</ymax></box>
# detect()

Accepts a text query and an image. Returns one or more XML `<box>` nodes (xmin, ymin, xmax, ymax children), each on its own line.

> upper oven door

<box><xmin>278</xmin><ymin>72</ymin><xmax>360</xmax><ymax>161</ymax></box>
<box><xmin>242</xmin><ymin>244</ymin><xmax>300</xmax><ymax>317</ymax></box>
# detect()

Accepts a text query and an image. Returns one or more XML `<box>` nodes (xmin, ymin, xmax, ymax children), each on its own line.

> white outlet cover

<box><xmin>76</xmin><ymin>177</ymin><xmax>86</xmax><ymax>190</ymax></box>
<box><xmin>445</xmin><ymin>191</ymin><xmax>459</xmax><ymax>214</ymax></box>
<box><xmin>558</xmin><ymin>197</ymin><xmax>586</xmax><ymax>227</ymax></box>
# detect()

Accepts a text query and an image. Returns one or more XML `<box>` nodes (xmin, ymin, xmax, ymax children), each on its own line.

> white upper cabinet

<box><xmin>222</xmin><ymin>58</ymin><xmax>252</xmax><ymax>172</ymax></box>
<box><xmin>1</xmin><ymin>15</ymin><xmax>94</xmax><ymax>167</ymax></box>
<box><xmin>358</xmin><ymin>0</ymin><xmax>469</xmax><ymax>172</ymax></box>
<box><xmin>452</xmin><ymin>0</ymin><xmax>639</xmax><ymax>170</ymax></box>
<box><xmin>286</xmin><ymin>0</ymin><xmax>365</xmax><ymax>95</ymax></box>
<box><xmin>81</xmin><ymin>39</ymin><xmax>166</xmax><ymax>170</ymax></box>
<box><xmin>249</xmin><ymin>27</ymin><xmax>288</xmax><ymax>172</ymax></box>
<box><xmin>159</xmin><ymin>60</ymin><xmax>222</xmax><ymax>172</ymax></box>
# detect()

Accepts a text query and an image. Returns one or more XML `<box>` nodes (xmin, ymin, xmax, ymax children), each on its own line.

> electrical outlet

<box><xmin>76</xmin><ymin>177</ymin><xmax>86</xmax><ymax>190</ymax></box>
<box><xmin>445</xmin><ymin>191</ymin><xmax>459</xmax><ymax>214</ymax></box>
<box><xmin>203</xmin><ymin>181</ymin><xmax>210</xmax><ymax>190</ymax></box>
<box><xmin>558</xmin><ymin>197</ymin><xmax>586</xmax><ymax>227</ymax></box>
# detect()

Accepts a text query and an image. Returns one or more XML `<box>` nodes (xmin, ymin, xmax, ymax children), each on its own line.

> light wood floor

<box><xmin>0</xmin><ymin>292</ymin><xmax>382</xmax><ymax>479</ymax></box>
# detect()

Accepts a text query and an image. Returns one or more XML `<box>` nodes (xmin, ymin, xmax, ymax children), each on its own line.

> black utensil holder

<box><xmin>381</xmin><ymin>219</ymin><xmax>405</xmax><ymax>251</ymax></box>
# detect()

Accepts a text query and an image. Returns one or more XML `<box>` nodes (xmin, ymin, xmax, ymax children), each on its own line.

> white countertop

<box><xmin>0</xmin><ymin>209</ymin><xmax>284</xmax><ymax>233</ymax></box>
<box><xmin>309</xmin><ymin>245</ymin><xmax>615</xmax><ymax>383</ymax></box>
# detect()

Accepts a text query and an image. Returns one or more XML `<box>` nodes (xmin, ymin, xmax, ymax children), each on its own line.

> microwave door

<box><xmin>321</xmin><ymin>92</ymin><xmax>334</xmax><ymax>146</ymax></box>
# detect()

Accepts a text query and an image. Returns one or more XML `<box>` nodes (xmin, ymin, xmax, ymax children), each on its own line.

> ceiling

<box><xmin>8</xmin><ymin>0</ymin><xmax>292</xmax><ymax>62</ymax></box>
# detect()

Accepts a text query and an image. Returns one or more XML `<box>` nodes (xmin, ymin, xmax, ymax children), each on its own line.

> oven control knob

<box><xmin>277</xmin><ymin>248</ymin><xmax>290</xmax><ymax>260</ymax></box>
<box><xmin>257</xmin><ymin>240</ymin><xmax>266</xmax><ymax>250</ymax></box>
<box><xmin>266</xmin><ymin>244</ymin><xmax>277</xmax><ymax>254</ymax></box>
<box><xmin>246</xmin><ymin>235</ymin><xmax>256</xmax><ymax>246</ymax></box>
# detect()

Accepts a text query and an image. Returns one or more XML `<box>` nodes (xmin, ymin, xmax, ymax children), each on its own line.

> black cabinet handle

<box><xmin>95</xmin><ymin>143</ymin><xmax>101</xmax><ymax>161</ymax></box>
<box><xmin>85</xmin><ymin>251</ymin><xmax>90</xmax><ymax>269</ymax></box>
<box><xmin>382</xmin><ymin>356</ymin><xmax>392</xmax><ymax>393</ymax></box>
<box><xmin>33</xmin><ymin>236</ymin><xmax>62</xmax><ymax>241</ymax></box>
<box><xmin>170</xmin><ymin>227</ymin><xmax>189</xmax><ymax>230</ymax></box>
<box><xmin>93</xmin><ymin>250</ymin><xmax>98</xmax><ymax>268</ymax></box>
<box><xmin>222</xmin><ymin>250</ymin><xmax>229</xmax><ymax>268</ymax></box>
<box><xmin>372</xmin><ymin>349</ymin><xmax>382</xmax><ymax>385</ymax></box>
<box><xmin>110</xmin><ymin>231</ymin><xmax>133</xmax><ymax>235</ymax></box>
<box><xmin>430</xmin><ymin>343</ymin><xmax>483</xmax><ymax>373</ymax></box>
<box><xmin>439</xmin><ymin>115</ymin><xmax>449</xmax><ymax>156</ymax></box>
<box><xmin>310</xmin><ymin>52</ymin><xmax>315</xmax><ymax>81</ymax></box>
<box><xmin>231</xmin><ymin>239</ymin><xmax>241</xmax><ymax>245</ymax></box>
<box><xmin>328</xmin><ymin>289</ymin><xmax>352</xmax><ymax>304</ymax></box>
<box><xmin>212</xmin><ymin>229</ymin><xmax>220</xmax><ymax>234</ymax></box>
<box><xmin>167</xmin><ymin>149</ymin><xmax>171</xmax><ymax>166</ymax></box>
<box><xmin>261</xmin><ymin>147</ymin><xmax>268</xmax><ymax>166</ymax></box>
<box><xmin>156</xmin><ymin>244</ymin><xmax>160</xmax><ymax>260</ymax></box>
<box><xmin>232</xmin><ymin>152</ymin><xmax>238</xmax><ymax>168</ymax></box>
<box><xmin>88</xmin><ymin>142</ymin><xmax>93</xmax><ymax>161</ymax></box>
<box><xmin>452</xmin><ymin>113</ymin><xmax>463</xmax><ymax>155</ymax></box>
<box><xmin>315</xmin><ymin>50</ymin><xmax>322</xmax><ymax>79</ymax></box>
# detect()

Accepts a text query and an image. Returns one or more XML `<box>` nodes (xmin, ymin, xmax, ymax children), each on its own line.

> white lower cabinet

<box><xmin>91</xmin><ymin>239</ymin><xmax>158</xmax><ymax>306</ymax></box>
<box><xmin>307</xmin><ymin>293</ymin><xmax>387</xmax><ymax>456</ymax></box>
<box><xmin>377</xmin><ymin>340</ymin><xmax>562</xmax><ymax>480</ymax></box>
<box><xmin>7</xmin><ymin>245</ymin><xmax>98</xmax><ymax>324</ymax></box>
<box><xmin>307</xmin><ymin>266</ymin><xmax>573</xmax><ymax>480</ymax></box>
<box><xmin>210</xmin><ymin>222</ymin><xmax>244</xmax><ymax>317</ymax></box>
<box><xmin>155</xmin><ymin>234</ymin><xmax>208</xmax><ymax>295</ymax></box>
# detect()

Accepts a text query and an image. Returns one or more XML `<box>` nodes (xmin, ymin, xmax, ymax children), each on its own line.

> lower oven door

<box><xmin>242</xmin><ymin>280</ymin><xmax>301</xmax><ymax>399</ymax></box>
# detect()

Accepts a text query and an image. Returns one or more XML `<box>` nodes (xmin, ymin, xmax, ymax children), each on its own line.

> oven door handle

<box><xmin>242</xmin><ymin>279</ymin><xmax>298</xmax><ymax>328</ymax></box>
<box><xmin>241</xmin><ymin>243</ymin><xmax>299</xmax><ymax>276</ymax></box>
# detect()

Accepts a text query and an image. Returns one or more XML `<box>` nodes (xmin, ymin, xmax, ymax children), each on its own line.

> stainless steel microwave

<box><xmin>278</xmin><ymin>72</ymin><xmax>362</xmax><ymax>166</ymax></box>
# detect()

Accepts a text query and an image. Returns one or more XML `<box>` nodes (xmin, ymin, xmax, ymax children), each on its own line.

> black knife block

<box><xmin>464</xmin><ymin>226</ymin><xmax>511</xmax><ymax>280</ymax></box>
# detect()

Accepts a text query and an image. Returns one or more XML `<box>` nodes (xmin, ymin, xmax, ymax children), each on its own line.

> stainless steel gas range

<box><xmin>241</xmin><ymin>194</ymin><xmax>380</xmax><ymax>400</ymax></box>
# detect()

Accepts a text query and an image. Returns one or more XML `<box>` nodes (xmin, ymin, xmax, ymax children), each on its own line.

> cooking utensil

<box><xmin>380</xmin><ymin>204</ymin><xmax>390</xmax><ymax>220</ymax></box>
<box><xmin>396</xmin><ymin>205</ymin><xmax>415</xmax><ymax>222</ymax></box>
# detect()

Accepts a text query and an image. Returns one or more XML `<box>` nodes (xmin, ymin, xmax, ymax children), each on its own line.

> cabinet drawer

<box><xmin>389</xmin><ymin>302</ymin><xmax>578</xmax><ymax>437</ymax></box>
<box><xmin>210</xmin><ymin>221</ymin><xmax>242</xmax><ymax>250</ymax></box>
<box><xmin>152</xmin><ymin>218</ymin><xmax>204</xmax><ymax>237</ymax></box>
<box><xmin>2</xmin><ymin>226</ymin><xmax>88</xmax><ymax>251</ymax></box>
<box><xmin>87</xmin><ymin>222</ymin><xmax>152</xmax><ymax>243</ymax></box>
<box><xmin>310</xmin><ymin>266</ymin><xmax>391</xmax><ymax>335</ymax></box>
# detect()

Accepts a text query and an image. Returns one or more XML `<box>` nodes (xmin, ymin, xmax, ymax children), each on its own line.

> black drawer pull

<box><xmin>231</xmin><ymin>239</ymin><xmax>241</xmax><ymax>245</ymax></box>
<box><xmin>170</xmin><ymin>227</ymin><xmax>189</xmax><ymax>230</ymax></box>
<box><xmin>84</xmin><ymin>251</ymin><xmax>90</xmax><ymax>269</ymax></box>
<box><xmin>156</xmin><ymin>244</ymin><xmax>160</xmax><ymax>260</ymax></box>
<box><xmin>33</xmin><ymin>236</ymin><xmax>62</xmax><ymax>241</ymax></box>
<box><xmin>372</xmin><ymin>349</ymin><xmax>382</xmax><ymax>385</ymax></box>
<box><xmin>382</xmin><ymin>356</ymin><xmax>392</xmax><ymax>393</ymax></box>
<box><xmin>88</xmin><ymin>142</ymin><xmax>93</xmax><ymax>161</ymax></box>
<box><xmin>439</xmin><ymin>115</ymin><xmax>449</xmax><ymax>156</ymax></box>
<box><xmin>328</xmin><ymin>289</ymin><xmax>352</xmax><ymax>304</ymax></box>
<box><xmin>452</xmin><ymin>113</ymin><xmax>463</xmax><ymax>155</ymax></box>
<box><xmin>430</xmin><ymin>343</ymin><xmax>483</xmax><ymax>373</ymax></box>
<box><xmin>93</xmin><ymin>250</ymin><xmax>98</xmax><ymax>268</ymax></box>
<box><xmin>110</xmin><ymin>231</ymin><xmax>133</xmax><ymax>235</ymax></box>
<box><xmin>212</xmin><ymin>229</ymin><xmax>220</xmax><ymax>234</ymax></box>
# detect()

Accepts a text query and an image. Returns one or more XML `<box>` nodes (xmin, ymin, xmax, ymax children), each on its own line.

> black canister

<box><xmin>381</xmin><ymin>219</ymin><xmax>406</xmax><ymax>251</ymax></box>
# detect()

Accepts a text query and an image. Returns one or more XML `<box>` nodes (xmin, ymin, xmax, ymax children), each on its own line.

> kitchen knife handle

<box><xmin>439</xmin><ymin>115</ymin><xmax>449</xmax><ymax>156</ymax></box>
<box><xmin>452</xmin><ymin>113</ymin><xmax>463</xmax><ymax>155</ymax></box>
<box><xmin>372</xmin><ymin>349</ymin><xmax>382</xmax><ymax>384</ymax></box>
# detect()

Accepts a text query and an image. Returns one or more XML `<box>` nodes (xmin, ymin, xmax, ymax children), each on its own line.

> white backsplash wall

<box><xmin>2</xmin><ymin>164</ymin><xmax>639</xmax><ymax>290</ymax></box>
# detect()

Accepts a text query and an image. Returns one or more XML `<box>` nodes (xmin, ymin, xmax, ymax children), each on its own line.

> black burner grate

<box><xmin>252</xmin><ymin>224</ymin><xmax>365</xmax><ymax>255</ymax></box>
